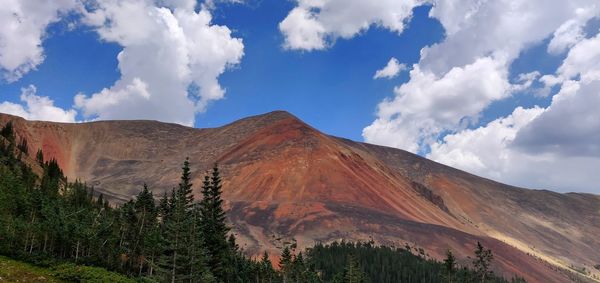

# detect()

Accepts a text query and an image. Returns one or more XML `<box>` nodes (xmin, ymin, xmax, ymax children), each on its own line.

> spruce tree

<box><xmin>200</xmin><ymin>164</ymin><xmax>230</xmax><ymax>280</ymax></box>
<box><xmin>260</xmin><ymin>251</ymin><xmax>274</xmax><ymax>283</ymax></box>
<box><xmin>36</xmin><ymin>149</ymin><xmax>44</xmax><ymax>165</ymax></box>
<box><xmin>17</xmin><ymin>137</ymin><xmax>28</xmax><ymax>155</ymax></box>
<box><xmin>133</xmin><ymin>184</ymin><xmax>157</xmax><ymax>276</ymax></box>
<box><xmin>291</xmin><ymin>251</ymin><xmax>308</xmax><ymax>282</ymax></box>
<box><xmin>341</xmin><ymin>254</ymin><xmax>368</xmax><ymax>283</ymax></box>
<box><xmin>444</xmin><ymin>249</ymin><xmax>456</xmax><ymax>282</ymax></box>
<box><xmin>158</xmin><ymin>159</ymin><xmax>205</xmax><ymax>282</ymax></box>
<box><xmin>0</xmin><ymin>121</ymin><xmax>15</xmax><ymax>142</ymax></box>
<box><xmin>190</xmin><ymin>198</ymin><xmax>213</xmax><ymax>282</ymax></box>
<box><xmin>280</xmin><ymin>246</ymin><xmax>293</xmax><ymax>283</ymax></box>
<box><xmin>178</xmin><ymin>158</ymin><xmax>194</xmax><ymax>209</ymax></box>
<box><xmin>473</xmin><ymin>241</ymin><xmax>494</xmax><ymax>282</ymax></box>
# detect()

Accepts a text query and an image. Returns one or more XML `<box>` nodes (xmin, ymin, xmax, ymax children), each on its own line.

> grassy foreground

<box><xmin>0</xmin><ymin>256</ymin><xmax>63</xmax><ymax>282</ymax></box>
<box><xmin>0</xmin><ymin>256</ymin><xmax>136</xmax><ymax>283</ymax></box>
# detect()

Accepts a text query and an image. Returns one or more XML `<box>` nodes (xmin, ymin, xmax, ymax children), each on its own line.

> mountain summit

<box><xmin>1</xmin><ymin>111</ymin><xmax>598</xmax><ymax>282</ymax></box>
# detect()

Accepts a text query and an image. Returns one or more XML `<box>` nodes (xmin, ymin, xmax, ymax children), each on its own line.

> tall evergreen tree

<box><xmin>342</xmin><ymin>254</ymin><xmax>368</xmax><ymax>283</ymax></box>
<box><xmin>0</xmin><ymin>121</ymin><xmax>15</xmax><ymax>142</ymax></box>
<box><xmin>17</xmin><ymin>137</ymin><xmax>28</xmax><ymax>155</ymax></box>
<box><xmin>280</xmin><ymin>246</ymin><xmax>293</xmax><ymax>283</ymax></box>
<box><xmin>260</xmin><ymin>251</ymin><xmax>275</xmax><ymax>283</ymax></box>
<box><xmin>158</xmin><ymin>159</ymin><xmax>212</xmax><ymax>282</ymax></box>
<box><xmin>200</xmin><ymin>164</ymin><xmax>230</xmax><ymax>280</ymax></box>
<box><xmin>132</xmin><ymin>184</ymin><xmax>157</xmax><ymax>276</ymax></box>
<box><xmin>444</xmin><ymin>249</ymin><xmax>457</xmax><ymax>282</ymax></box>
<box><xmin>473</xmin><ymin>241</ymin><xmax>494</xmax><ymax>282</ymax></box>
<box><xmin>36</xmin><ymin>148</ymin><xmax>44</xmax><ymax>165</ymax></box>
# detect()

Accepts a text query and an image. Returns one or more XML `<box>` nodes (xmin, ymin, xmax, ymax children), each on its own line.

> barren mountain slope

<box><xmin>1</xmin><ymin>111</ymin><xmax>598</xmax><ymax>282</ymax></box>
<box><xmin>354</xmin><ymin>141</ymin><xmax>600</xmax><ymax>276</ymax></box>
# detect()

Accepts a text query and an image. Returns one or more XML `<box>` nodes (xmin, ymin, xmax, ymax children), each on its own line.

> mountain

<box><xmin>1</xmin><ymin>111</ymin><xmax>598</xmax><ymax>282</ymax></box>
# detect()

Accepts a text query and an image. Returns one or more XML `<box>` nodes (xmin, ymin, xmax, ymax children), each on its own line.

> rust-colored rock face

<box><xmin>1</xmin><ymin>111</ymin><xmax>599</xmax><ymax>282</ymax></box>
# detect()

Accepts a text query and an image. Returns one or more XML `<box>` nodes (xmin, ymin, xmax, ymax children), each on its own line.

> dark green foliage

<box><xmin>258</xmin><ymin>251</ymin><xmax>276</xmax><ymax>282</ymax></box>
<box><xmin>156</xmin><ymin>158</ymin><xmax>213</xmax><ymax>282</ymax></box>
<box><xmin>52</xmin><ymin>263</ymin><xmax>136</xmax><ymax>283</ymax></box>
<box><xmin>199</xmin><ymin>164</ymin><xmax>230</xmax><ymax>279</ymax></box>
<box><xmin>444</xmin><ymin>249</ymin><xmax>457</xmax><ymax>282</ymax></box>
<box><xmin>1</xmin><ymin>121</ymin><xmax>15</xmax><ymax>142</ymax></box>
<box><xmin>0</xmin><ymin>136</ymin><xmax>224</xmax><ymax>282</ymax></box>
<box><xmin>35</xmin><ymin>149</ymin><xmax>44</xmax><ymax>164</ymax></box>
<box><xmin>473</xmin><ymin>241</ymin><xmax>494</xmax><ymax>282</ymax></box>
<box><xmin>341</xmin><ymin>254</ymin><xmax>369</xmax><ymax>283</ymax></box>
<box><xmin>17</xmin><ymin>138</ymin><xmax>28</xmax><ymax>155</ymax></box>
<box><xmin>279</xmin><ymin>246</ymin><xmax>293</xmax><ymax>283</ymax></box>
<box><xmin>304</xmin><ymin>241</ymin><xmax>521</xmax><ymax>283</ymax></box>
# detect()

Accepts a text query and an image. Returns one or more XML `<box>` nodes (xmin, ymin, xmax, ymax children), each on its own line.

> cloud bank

<box><xmin>280</xmin><ymin>0</ymin><xmax>600</xmax><ymax>192</ymax></box>
<box><xmin>0</xmin><ymin>85</ymin><xmax>77</xmax><ymax>122</ymax></box>
<box><xmin>0</xmin><ymin>0</ymin><xmax>81</xmax><ymax>81</ymax></box>
<box><xmin>279</xmin><ymin>0</ymin><xmax>423</xmax><ymax>51</ymax></box>
<box><xmin>0</xmin><ymin>0</ymin><xmax>244</xmax><ymax>126</ymax></box>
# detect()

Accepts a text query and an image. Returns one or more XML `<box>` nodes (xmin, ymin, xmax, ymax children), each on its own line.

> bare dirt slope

<box><xmin>1</xmin><ymin>111</ymin><xmax>598</xmax><ymax>282</ymax></box>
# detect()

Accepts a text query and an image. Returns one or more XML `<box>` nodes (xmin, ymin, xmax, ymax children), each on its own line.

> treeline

<box><xmin>0</xmin><ymin>121</ymin><xmax>525</xmax><ymax>282</ymax></box>
<box><xmin>300</xmin><ymin>241</ymin><xmax>526</xmax><ymax>283</ymax></box>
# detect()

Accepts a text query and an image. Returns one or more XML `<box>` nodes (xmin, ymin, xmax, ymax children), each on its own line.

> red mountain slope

<box><xmin>1</xmin><ymin>111</ymin><xmax>598</xmax><ymax>282</ymax></box>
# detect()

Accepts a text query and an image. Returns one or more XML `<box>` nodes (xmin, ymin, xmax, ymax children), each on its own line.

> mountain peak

<box><xmin>244</xmin><ymin>110</ymin><xmax>304</xmax><ymax>125</ymax></box>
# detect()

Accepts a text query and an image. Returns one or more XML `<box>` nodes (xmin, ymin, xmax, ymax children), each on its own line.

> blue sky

<box><xmin>0</xmin><ymin>0</ymin><xmax>599</xmax><ymax>193</ymax></box>
<box><xmin>1</xmin><ymin>3</ymin><xmax>445</xmax><ymax>141</ymax></box>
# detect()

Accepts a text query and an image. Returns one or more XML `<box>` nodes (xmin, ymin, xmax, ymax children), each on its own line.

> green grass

<box><xmin>0</xmin><ymin>256</ymin><xmax>64</xmax><ymax>282</ymax></box>
<box><xmin>50</xmin><ymin>263</ymin><xmax>137</xmax><ymax>283</ymax></box>
<box><xmin>0</xmin><ymin>256</ymin><xmax>137</xmax><ymax>283</ymax></box>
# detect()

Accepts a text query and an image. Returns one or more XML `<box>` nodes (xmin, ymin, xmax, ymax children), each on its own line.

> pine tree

<box><xmin>158</xmin><ymin>159</ymin><xmax>203</xmax><ymax>282</ymax></box>
<box><xmin>36</xmin><ymin>149</ymin><xmax>44</xmax><ymax>165</ymax></box>
<box><xmin>444</xmin><ymin>249</ymin><xmax>456</xmax><ymax>282</ymax></box>
<box><xmin>178</xmin><ymin>158</ymin><xmax>194</xmax><ymax>209</ymax></box>
<box><xmin>17</xmin><ymin>137</ymin><xmax>28</xmax><ymax>155</ymax></box>
<box><xmin>0</xmin><ymin>121</ymin><xmax>15</xmax><ymax>143</ymax></box>
<box><xmin>158</xmin><ymin>192</ymin><xmax>170</xmax><ymax>221</ymax></box>
<box><xmin>473</xmin><ymin>241</ymin><xmax>494</xmax><ymax>282</ymax></box>
<box><xmin>190</xmin><ymin>200</ymin><xmax>214</xmax><ymax>282</ymax></box>
<box><xmin>343</xmin><ymin>254</ymin><xmax>368</xmax><ymax>283</ymax></box>
<box><xmin>133</xmin><ymin>184</ymin><xmax>157</xmax><ymax>276</ymax></box>
<box><xmin>291</xmin><ymin>251</ymin><xmax>307</xmax><ymax>282</ymax></box>
<box><xmin>260</xmin><ymin>251</ymin><xmax>274</xmax><ymax>283</ymax></box>
<box><xmin>280</xmin><ymin>246</ymin><xmax>293</xmax><ymax>283</ymax></box>
<box><xmin>200</xmin><ymin>164</ymin><xmax>230</xmax><ymax>280</ymax></box>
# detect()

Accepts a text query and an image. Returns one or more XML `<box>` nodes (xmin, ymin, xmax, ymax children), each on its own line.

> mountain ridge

<box><xmin>1</xmin><ymin>111</ymin><xmax>598</xmax><ymax>283</ymax></box>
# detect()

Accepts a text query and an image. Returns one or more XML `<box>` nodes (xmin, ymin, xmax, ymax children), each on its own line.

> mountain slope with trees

<box><xmin>0</xmin><ymin>120</ymin><xmax>531</xmax><ymax>282</ymax></box>
<box><xmin>0</xmin><ymin>111</ymin><xmax>596</xmax><ymax>282</ymax></box>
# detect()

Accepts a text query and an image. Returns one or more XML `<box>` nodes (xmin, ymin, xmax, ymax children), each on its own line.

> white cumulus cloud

<box><xmin>427</xmin><ymin>26</ymin><xmax>600</xmax><ymax>193</ymax></box>
<box><xmin>0</xmin><ymin>85</ymin><xmax>77</xmax><ymax>122</ymax></box>
<box><xmin>356</xmin><ymin>0</ymin><xmax>600</xmax><ymax>192</ymax></box>
<box><xmin>363</xmin><ymin>0</ymin><xmax>599</xmax><ymax>154</ymax></box>
<box><xmin>0</xmin><ymin>0</ymin><xmax>81</xmax><ymax>81</ymax></box>
<box><xmin>428</xmin><ymin>106</ymin><xmax>545</xmax><ymax>183</ymax></box>
<box><xmin>373</xmin><ymin>58</ymin><xmax>406</xmax><ymax>79</ymax></box>
<box><xmin>76</xmin><ymin>0</ymin><xmax>245</xmax><ymax>126</ymax></box>
<box><xmin>279</xmin><ymin>0</ymin><xmax>423</xmax><ymax>50</ymax></box>
<box><xmin>547</xmin><ymin>8</ymin><xmax>597</xmax><ymax>55</ymax></box>
<box><xmin>1</xmin><ymin>0</ymin><xmax>244</xmax><ymax>127</ymax></box>
<box><xmin>427</xmin><ymin>78</ymin><xmax>600</xmax><ymax>193</ymax></box>
<box><xmin>363</xmin><ymin>56</ymin><xmax>510</xmax><ymax>152</ymax></box>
